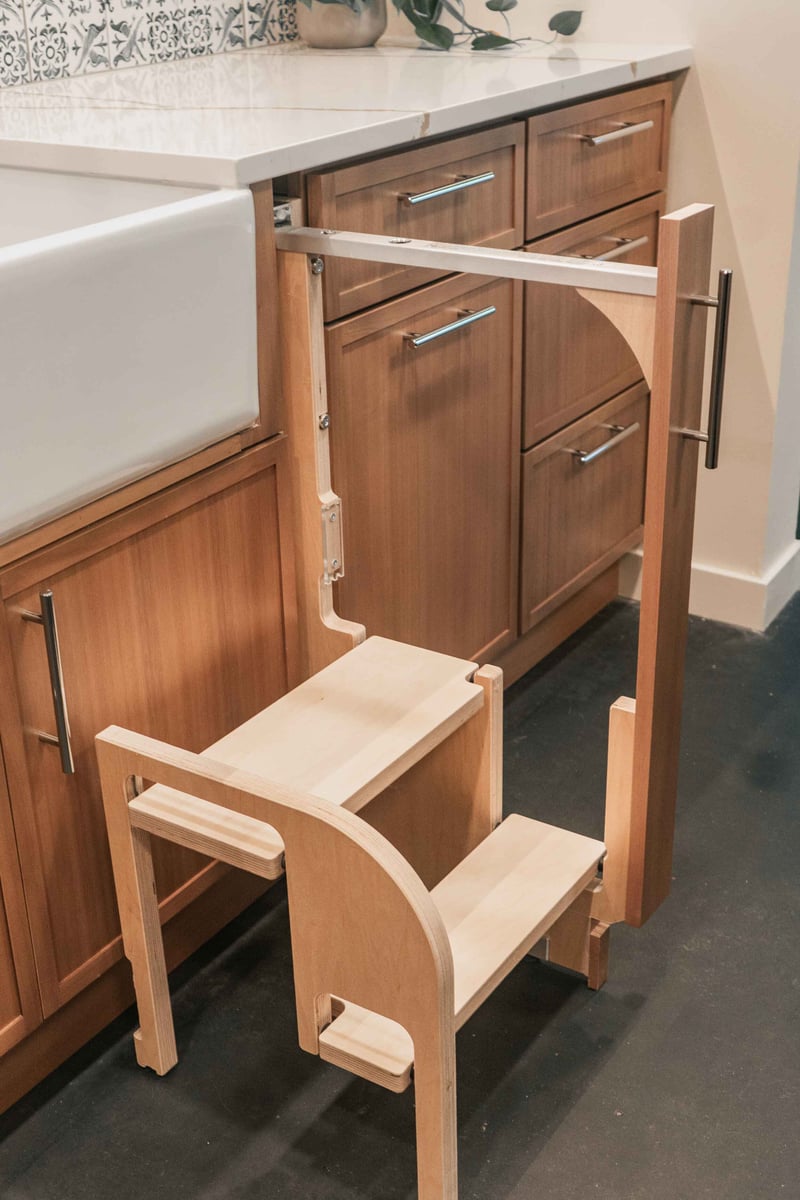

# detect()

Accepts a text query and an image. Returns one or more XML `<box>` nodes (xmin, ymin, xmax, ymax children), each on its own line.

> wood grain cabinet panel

<box><xmin>307</xmin><ymin>124</ymin><xmax>525</xmax><ymax>319</ymax></box>
<box><xmin>327</xmin><ymin>272</ymin><xmax>521</xmax><ymax>661</ymax></box>
<box><xmin>520</xmin><ymin>384</ymin><xmax>649</xmax><ymax>633</ymax></box>
<box><xmin>0</xmin><ymin>441</ymin><xmax>296</xmax><ymax>1016</ymax></box>
<box><xmin>0</xmin><ymin>742</ymin><xmax>41</xmax><ymax>1055</ymax></box>
<box><xmin>526</xmin><ymin>81</ymin><xmax>671</xmax><ymax>239</ymax></box>
<box><xmin>523</xmin><ymin>193</ymin><xmax>664</xmax><ymax>447</ymax></box>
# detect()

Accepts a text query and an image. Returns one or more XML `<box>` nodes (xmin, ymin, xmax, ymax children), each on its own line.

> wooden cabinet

<box><xmin>327</xmin><ymin>272</ymin><xmax>521</xmax><ymax>661</ymax></box>
<box><xmin>299</xmin><ymin>80</ymin><xmax>674</xmax><ymax>677</ymax></box>
<box><xmin>0</xmin><ymin>742</ymin><xmax>41</xmax><ymax>1056</ymax></box>
<box><xmin>519</xmin><ymin>385</ymin><xmax>648</xmax><ymax>633</ymax></box>
<box><xmin>0</xmin><ymin>440</ymin><xmax>296</xmax><ymax>1019</ymax></box>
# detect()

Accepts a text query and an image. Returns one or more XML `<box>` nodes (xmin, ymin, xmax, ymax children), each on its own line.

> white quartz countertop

<box><xmin>0</xmin><ymin>40</ymin><xmax>692</xmax><ymax>187</ymax></box>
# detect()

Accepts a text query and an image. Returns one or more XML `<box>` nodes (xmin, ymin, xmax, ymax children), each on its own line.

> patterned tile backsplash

<box><xmin>0</xmin><ymin>0</ymin><xmax>296</xmax><ymax>86</ymax></box>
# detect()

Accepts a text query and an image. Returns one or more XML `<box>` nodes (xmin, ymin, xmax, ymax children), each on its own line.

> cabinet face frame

<box><xmin>0</xmin><ymin>438</ymin><xmax>298</xmax><ymax>1015</ymax></box>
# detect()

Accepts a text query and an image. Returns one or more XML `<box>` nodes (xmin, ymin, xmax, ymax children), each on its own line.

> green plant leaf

<box><xmin>486</xmin><ymin>0</ymin><xmax>517</xmax><ymax>10</ymax></box>
<box><xmin>548</xmin><ymin>9</ymin><xmax>582</xmax><ymax>36</ymax></box>
<box><xmin>471</xmin><ymin>32</ymin><xmax>515</xmax><ymax>48</ymax></box>
<box><xmin>414</xmin><ymin>20</ymin><xmax>455</xmax><ymax>48</ymax></box>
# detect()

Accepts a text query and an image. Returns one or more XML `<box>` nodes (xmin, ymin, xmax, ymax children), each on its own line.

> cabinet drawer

<box><xmin>327</xmin><ymin>272</ymin><xmax>521</xmax><ymax>660</ymax></box>
<box><xmin>523</xmin><ymin>193</ymin><xmax>663</xmax><ymax>448</ymax></box>
<box><xmin>519</xmin><ymin>385</ymin><xmax>648</xmax><ymax>633</ymax></box>
<box><xmin>307</xmin><ymin>124</ymin><xmax>525</xmax><ymax>320</ymax></box>
<box><xmin>526</xmin><ymin>82</ymin><xmax>671</xmax><ymax>239</ymax></box>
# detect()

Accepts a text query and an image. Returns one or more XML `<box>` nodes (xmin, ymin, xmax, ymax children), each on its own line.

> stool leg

<box><xmin>413</xmin><ymin>1036</ymin><xmax>458</xmax><ymax>1200</ymax></box>
<box><xmin>98</xmin><ymin>748</ymin><xmax>178</xmax><ymax>1075</ymax></box>
<box><xmin>126</xmin><ymin>825</ymin><xmax>179</xmax><ymax>1074</ymax></box>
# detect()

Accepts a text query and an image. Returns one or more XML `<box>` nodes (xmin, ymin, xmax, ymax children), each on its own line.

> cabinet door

<box><xmin>327</xmin><ymin>273</ymin><xmax>521</xmax><ymax>661</ymax></box>
<box><xmin>0</xmin><ymin>442</ymin><xmax>296</xmax><ymax>1015</ymax></box>
<box><xmin>524</xmin><ymin>194</ymin><xmax>663</xmax><ymax>447</ymax></box>
<box><xmin>0</xmin><ymin>742</ymin><xmax>41</xmax><ymax>1054</ymax></box>
<box><xmin>520</xmin><ymin>385</ymin><xmax>648</xmax><ymax>633</ymax></box>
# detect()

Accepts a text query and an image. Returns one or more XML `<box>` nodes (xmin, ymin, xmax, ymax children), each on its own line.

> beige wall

<box><xmin>388</xmin><ymin>1</ymin><xmax>800</xmax><ymax>627</ymax></box>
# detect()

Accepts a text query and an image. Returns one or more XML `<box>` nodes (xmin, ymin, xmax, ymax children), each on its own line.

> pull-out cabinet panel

<box><xmin>307</xmin><ymin>124</ymin><xmax>525</xmax><ymax>319</ymax></box>
<box><xmin>327</xmin><ymin>272</ymin><xmax>521</xmax><ymax>661</ymax></box>
<box><xmin>520</xmin><ymin>384</ymin><xmax>648</xmax><ymax>633</ymax></box>
<box><xmin>526</xmin><ymin>81</ymin><xmax>671</xmax><ymax>239</ymax></box>
<box><xmin>523</xmin><ymin>193</ymin><xmax>663</xmax><ymax>446</ymax></box>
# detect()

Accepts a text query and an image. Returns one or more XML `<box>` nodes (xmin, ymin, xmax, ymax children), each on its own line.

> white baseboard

<box><xmin>618</xmin><ymin>539</ymin><xmax>800</xmax><ymax>631</ymax></box>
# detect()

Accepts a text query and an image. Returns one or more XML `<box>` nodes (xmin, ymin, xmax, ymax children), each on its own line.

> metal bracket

<box><xmin>321</xmin><ymin>499</ymin><xmax>344</xmax><ymax>584</ymax></box>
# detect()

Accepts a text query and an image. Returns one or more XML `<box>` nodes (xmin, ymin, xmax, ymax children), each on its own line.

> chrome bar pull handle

<box><xmin>400</xmin><ymin>171</ymin><xmax>495</xmax><ymax>207</ymax></box>
<box><xmin>22</xmin><ymin>589</ymin><xmax>75</xmax><ymax>774</ymax></box>
<box><xmin>678</xmin><ymin>269</ymin><xmax>733</xmax><ymax>469</ymax></box>
<box><xmin>405</xmin><ymin>305</ymin><xmax>496</xmax><ymax>348</ymax></box>
<box><xmin>585</xmin><ymin>235</ymin><xmax>649</xmax><ymax>263</ymax></box>
<box><xmin>581</xmin><ymin>119</ymin><xmax>655</xmax><ymax>147</ymax></box>
<box><xmin>565</xmin><ymin>421</ymin><xmax>640</xmax><ymax>466</ymax></box>
<box><xmin>702</xmin><ymin>268</ymin><xmax>733</xmax><ymax>470</ymax></box>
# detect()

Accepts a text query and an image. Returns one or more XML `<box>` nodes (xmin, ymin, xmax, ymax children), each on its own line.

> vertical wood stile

<box><xmin>627</xmin><ymin>204</ymin><xmax>715</xmax><ymax>926</ymax></box>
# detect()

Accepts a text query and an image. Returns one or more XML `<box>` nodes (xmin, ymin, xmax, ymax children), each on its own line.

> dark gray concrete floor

<box><xmin>2</xmin><ymin>595</ymin><xmax>799</xmax><ymax>1199</ymax></box>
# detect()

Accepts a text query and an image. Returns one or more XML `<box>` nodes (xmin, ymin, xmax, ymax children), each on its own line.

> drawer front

<box><xmin>523</xmin><ymin>193</ymin><xmax>663</xmax><ymax>448</ymax></box>
<box><xmin>520</xmin><ymin>385</ymin><xmax>648</xmax><ymax>633</ymax></box>
<box><xmin>327</xmin><ymin>272</ymin><xmax>521</xmax><ymax>661</ymax></box>
<box><xmin>526</xmin><ymin>82</ymin><xmax>671</xmax><ymax>238</ymax></box>
<box><xmin>307</xmin><ymin>124</ymin><xmax>525</xmax><ymax>320</ymax></box>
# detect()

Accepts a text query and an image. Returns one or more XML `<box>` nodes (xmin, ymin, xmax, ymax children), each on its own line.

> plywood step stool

<box><xmin>97</xmin><ymin>200</ymin><xmax>731</xmax><ymax>1199</ymax></box>
<box><xmin>97</xmin><ymin>639</ymin><xmax>605</xmax><ymax>1200</ymax></box>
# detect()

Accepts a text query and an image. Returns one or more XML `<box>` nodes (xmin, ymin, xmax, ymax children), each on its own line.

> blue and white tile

<box><xmin>26</xmin><ymin>0</ymin><xmax>111</xmax><ymax>81</ymax></box>
<box><xmin>245</xmin><ymin>0</ymin><xmax>296</xmax><ymax>48</ymax></box>
<box><xmin>0</xmin><ymin>0</ymin><xmax>31</xmax><ymax>87</ymax></box>
<box><xmin>211</xmin><ymin>1</ymin><xmax>245</xmax><ymax>52</ymax></box>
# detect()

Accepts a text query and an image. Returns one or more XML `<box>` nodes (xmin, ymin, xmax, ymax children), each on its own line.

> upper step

<box><xmin>207</xmin><ymin>636</ymin><xmax>484</xmax><ymax>811</ymax></box>
<box><xmin>319</xmin><ymin>814</ymin><xmax>606</xmax><ymax>1088</ymax></box>
<box><xmin>130</xmin><ymin>636</ymin><xmax>484</xmax><ymax>879</ymax></box>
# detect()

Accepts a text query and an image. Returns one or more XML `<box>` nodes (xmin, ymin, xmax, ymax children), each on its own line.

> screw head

<box><xmin>329</xmin><ymin>511</ymin><xmax>337</xmax><ymax>522</ymax></box>
<box><xmin>331</xmin><ymin>559</ymin><xmax>340</xmax><ymax>570</ymax></box>
<box><xmin>310</xmin><ymin>255</ymin><xmax>324</xmax><ymax>276</ymax></box>
<box><xmin>318</xmin><ymin>413</ymin><xmax>331</xmax><ymax>430</ymax></box>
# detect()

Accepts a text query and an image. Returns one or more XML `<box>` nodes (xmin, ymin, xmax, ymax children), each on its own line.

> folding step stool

<box><xmin>97</xmin><ymin>202</ymin><xmax>731</xmax><ymax>1199</ymax></box>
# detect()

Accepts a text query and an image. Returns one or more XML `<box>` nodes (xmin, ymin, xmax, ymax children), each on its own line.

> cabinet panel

<box><xmin>0</xmin><ymin>441</ymin><xmax>296</xmax><ymax>1015</ymax></box>
<box><xmin>520</xmin><ymin>385</ymin><xmax>648</xmax><ymax>632</ymax></box>
<box><xmin>308</xmin><ymin>124</ymin><xmax>525</xmax><ymax>319</ymax></box>
<box><xmin>327</xmin><ymin>273</ymin><xmax>521</xmax><ymax>661</ymax></box>
<box><xmin>0</xmin><ymin>742</ymin><xmax>41</xmax><ymax>1055</ymax></box>
<box><xmin>524</xmin><ymin>194</ymin><xmax>663</xmax><ymax>447</ymax></box>
<box><xmin>526</xmin><ymin>81</ymin><xmax>671</xmax><ymax>238</ymax></box>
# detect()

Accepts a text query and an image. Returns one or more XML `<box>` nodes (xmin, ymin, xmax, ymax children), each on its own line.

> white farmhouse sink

<box><xmin>0</xmin><ymin>167</ymin><xmax>260</xmax><ymax>542</ymax></box>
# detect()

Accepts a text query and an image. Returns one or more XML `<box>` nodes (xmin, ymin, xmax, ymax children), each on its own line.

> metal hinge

<box><xmin>321</xmin><ymin>500</ymin><xmax>344</xmax><ymax>584</ymax></box>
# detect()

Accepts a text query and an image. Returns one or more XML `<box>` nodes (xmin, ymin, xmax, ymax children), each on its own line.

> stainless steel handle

<box><xmin>703</xmin><ymin>268</ymin><xmax>733</xmax><ymax>470</ymax></box>
<box><xmin>581</xmin><ymin>119</ymin><xmax>655</xmax><ymax>147</ymax></box>
<box><xmin>566</xmin><ymin>421</ymin><xmax>640</xmax><ymax>466</ymax></box>
<box><xmin>400</xmin><ymin>171</ymin><xmax>495</xmax><ymax>207</ymax></box>
<box><xmin>678</xmin><ymin>269</ymin><xmax>733</xmax><ymax>469</ymax></box>
<box><xmin>582</xmin><ymin>235</ymin><xmax>649</xmax><ymax>263</ymax></box>
<box><xmin>405</xmin><ymin>305</ymin><xmax>496</xmax><ymax>348</ymax></box>
<box><xmin>22</xmin><ymin>590</ymin><xmax>75</xmax><ymax>774</ymax></box>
